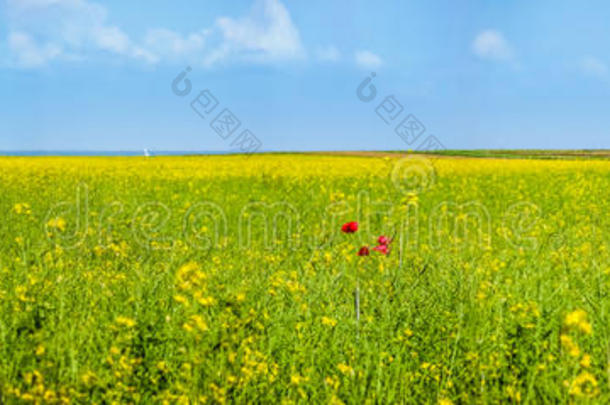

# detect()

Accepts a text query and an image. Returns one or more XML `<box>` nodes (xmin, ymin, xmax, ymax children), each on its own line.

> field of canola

<box><xmin>1</xmin><ymin>154</ymin><xmax>610</xmax><ymax>403</ymax></box>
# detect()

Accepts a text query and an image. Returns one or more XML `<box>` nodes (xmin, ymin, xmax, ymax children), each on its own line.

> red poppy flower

<box><xmin>357</xmin><ymin>246</ymin><xmax>370</xmax><ymax>256</ymax></box>
<box><xmin>341</xmin><ymin>221</ymin><xmax>358</xmax><ymax>233</ymax></box>
<box><xmin>377</xmin><ymin>235</ymin><xmax>389</xmax><ymax>246</ymax></box>
<box><xmin>373</xmin><ymin>244</ymin><xmax>389</xmax><ymax>255</ymax></box>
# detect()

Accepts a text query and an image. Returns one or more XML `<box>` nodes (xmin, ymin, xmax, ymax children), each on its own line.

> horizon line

<box><xmin>2</xmin><ymin>148</ymin><xmax>610</xmax><ymax>157</ymax></box>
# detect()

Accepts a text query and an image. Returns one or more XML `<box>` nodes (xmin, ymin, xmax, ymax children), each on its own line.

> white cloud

<box><xmin>4</xmin><ymin>0</ymin><xmax>381</xmax><ymax>71</ymax></box>
<box><xmin>580</xmin><ymin>56</ymin><xmax>608</xmax><ymax>79</ymax></box>
<box><xmin>214</xmin><ymin>0</ymin><xmax>305</xmax><ymax>63</ymax></box>
<box><xmin>4</xmin><ymin>0</ymin><xmax>151</xmax><ymax>66</ymax></box>
<box><xmin>315</xmin><ymin>45</ymin><xmax>340</xmax><ymax>62</ymax></box>
<box><xmin>8</xmin><ymin>31</ymin><xmax>62</xmax><ymax>67</ymax></box>
<box><xmin>94</xmin><ymin>26</ymin><xmax>130</xmax><ymax>54</ymax></box>
<box><xmin>472</xmin><ymin>30</ymin><xmax>513</xmax><ymax>61</ymax></box>
<box><xmin>143</xmin><ymin>28</ymin><xmax>208</xmax><ymax>62</ymax></box>
<box><xmin>3</xmin><ymin>0</ymin><xmax>306</xmax><ymax>68</ymax></box>
<box><xmin>354</xmin><ymin>50</ymin><xmax>382</xmax><ymax>69</ymax></box>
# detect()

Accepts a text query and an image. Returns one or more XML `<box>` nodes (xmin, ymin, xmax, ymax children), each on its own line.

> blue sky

<box><xmin>1</xmin><ymin>0</ymin><xmax>610</xmax><ymax>151</ymax></box>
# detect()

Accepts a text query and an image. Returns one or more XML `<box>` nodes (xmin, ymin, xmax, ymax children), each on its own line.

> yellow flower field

<box><xmin>1</xmin><ymin>154</ymin><xmax>610</xmax><ymax>403</ymax></box>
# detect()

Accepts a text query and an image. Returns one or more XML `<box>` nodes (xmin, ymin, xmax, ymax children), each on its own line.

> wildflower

<box><xmin>43</xmin><ymin>390</ymin><xmax>56</xmax><ymax>402</ymax></box>
<box><xmin>81</xmin><ymin>371</ymin><xmax>97</xmax><ymax>386</ymax></box>
<box><xmin>13</xmin><ymin>203</ymin><xmax>31</xmax><ymax>215</ymax></box>
<box><xmin>173</xmin><ymin>295</ymin><xmax>189</xmax><ymax>305</ymax></box>
<box><xmin>341</xmin><ymin>221</ymin><xmax>358</xmax><ymax>233</ymax></box>
<box><xmin>321</xmin><ymin>316</ymin><xmax>338</xmax><ymax>327</ymax></box>
<box><xmin>325</xmin><ymin>376</ymin><xmax>340</xmax><ymax>390</ymax></box>
<box><xmin>115</xmin><ymin>316</ymin><xmax>136</xmax><ymax>328</ymax></box>
<box><xmin>46</xmin><ymin>217</ymin><xmax>66</xmax><ymax>232</ymax></box>
<box><xmin>290</xmin><ymin>374</ymin><xmax>308</xmax><ymax>385</ymax></box>
<box><xmin>35</xmin><ymin>344</ymin><xmax>45</xmax><ymax>356</ymax></box>
<box><xmin>337</xmin><ymin>363</ymin><xmax>354</xmax><ymax>376</ymax></box>
<box><xmin>357</xmin><ymin>246</ymin><xmax>370</xmax><ymax>256</ymax></box>
<box><xmin>196</xmin><ymin>296</ymin><xmax>216</xmax><ymax>306</ymax></box>
<box><xmin>564</xmin><ymin>309</ymin><xmax>592</xmax><ymax>334</ymax></box>
<box><xmin>569</xmin><ymin>371</ymin><xmax>599</xmax><ymax>398</ymax></box>
<box><xmin>377</xmin><ymin>235</ymin><xmax>389</xmax><ymax>245</ymax></box>
<box><xmin>564</xmin><ymin>309</ymin><xmax>587</xmax><ymax>327</ymax></box>
<box><xmin>560</xmin><ymin>334</ymin><xmax>580</xmax><ymax>357</ymax></box>
<box><xmin>580</xmin><ymin>354</ymin><xmax>591</xmax><ymax>368</ymax></box>
<box><xmin>402</xmin><ymin>192</ymin><xmax>419</xmax><ymax>206</ymax></box>
<box><xmin>506</xmin><ymin>386</ymin><xmax>521</xmax><ymax>402</ymax></box>
<box><xmin>189</xmin><ymin>315</ymin><xmax>208</xmax><ymax>332</ymax></box>
<box><xmin>373</xmin><ymin>244</ymin><xmax>389</xmax><ymax>255</ymax></box>
<box><xmin>329</xmin><ymin>396</ymin><xmax>345</xmax><ymax>405</ymax></box>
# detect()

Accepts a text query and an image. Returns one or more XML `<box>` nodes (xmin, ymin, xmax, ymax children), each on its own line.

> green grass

<box><xmin>412</xmin><ymin>149</ymin><xmax>610</xmax><ymax>160</ymax></box>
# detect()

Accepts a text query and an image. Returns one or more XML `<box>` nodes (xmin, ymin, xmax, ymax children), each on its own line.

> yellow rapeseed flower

<box><xmin>35</xmin><ymin>344</ymin><xmax>45</xmax><ymax>356</ymax></box>
<box><xmin>290</xmin><ymin>374</ymin><xmax>308</xmax><ymax>385</ymax></box>
<box><xmin>560</xmin><ymin>334</ymin><xmax>580</xmax><ymax>357</ymax></box>
<box><xmin>321</xmin><ymin>316</ymin><xmax>337</xmax><ymax>327</ymax></box>
<box><xmin>46</xmin><ymin>217</ymin><xmax>66</xmax><ymax>232</ymax></box>
<box><xmin>13</xmin><ymin>203</ymin><xmax>31</xmax><ymax>215</ymax></box>
<box><xmin>564</xmin><ymin>309</ymin><xmax>592</xmax><ymax>334</ymax></box>
<box><xmin>569</xmin><ymin>372</ymin><xmax>599</xmax><ymax>398</ymax></box>
<box><xmin>337</xmin><ymin>363</ymin><xmax>354</xmax><ymax>376</ymax></box>
<box><xmin>580</xmin><ymin>354</ymin><xmax>591</xmax><ymax>368</ymax></box>
<box><xmin>115</xmin><ymin>316</ymin><xmax>136</xmax><ymax>328</ymax></box>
